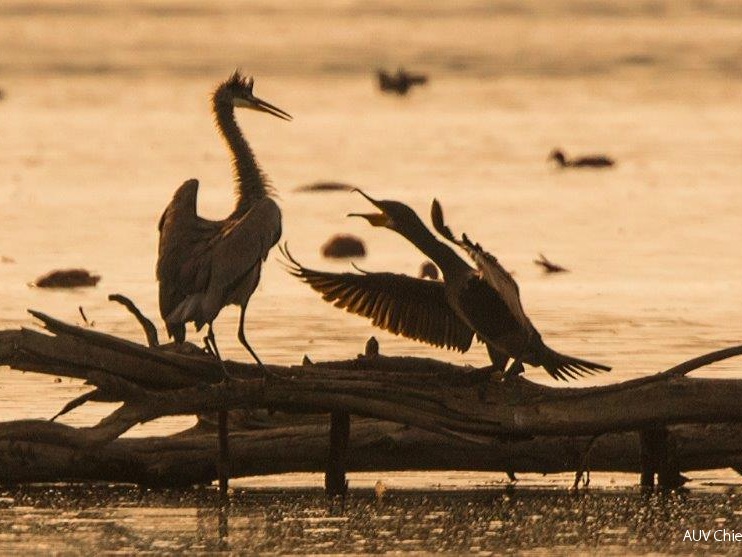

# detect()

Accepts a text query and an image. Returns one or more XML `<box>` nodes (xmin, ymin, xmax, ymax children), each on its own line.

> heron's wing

<box><xmin>157</xmin><ymin>179</ymin><xmax>217</xmax><ymax>325</ymax></box>
<box><xmin>158</xmin><ymin>194</ymin><xmax>281</xmax><ymax>330</ymax></box>
<box><xmin>281</xmin><ymin>246</ymin><xmax>474</xmax><ymax>352</ymax></box>
<box><xmin>204</xmin><ymin>197</ymin><xmax>282</xmax><ymax>307</ymax></box>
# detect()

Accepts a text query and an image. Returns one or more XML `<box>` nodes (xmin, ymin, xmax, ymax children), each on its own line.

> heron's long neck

<box><xmin>401</xmin><ymin>220</ymin><xmax>468</xmax><ymax>276</ymax></box>
<box><xmin>213</xmin><ymin>98</ymin><xmax>272</xmax><ymax>212</ymax></box>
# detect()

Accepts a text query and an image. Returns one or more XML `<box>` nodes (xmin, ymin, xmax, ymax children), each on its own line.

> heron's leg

<box><xmin>237</xmin><ymin>304</ymin><xmax>272</xmax><ymax>378</ymax></box>
<box><xmin>205</xmin><ymin>323</ymin><xmax>232</xmax><ymax>502</ymax></box>
<box><xmin>205</xmin><ymin>323</ymin><xmax>234</xmax><ymax>380</ymax></box>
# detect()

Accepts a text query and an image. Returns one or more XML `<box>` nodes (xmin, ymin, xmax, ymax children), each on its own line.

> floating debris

<box><xmin>534</xmin><ymin>253</ymin><xmax>569</xmax><ymax>274</ymax></box>
<box><xmin>32</xmin><ymin>268</ymin><xmax>101</xmax><ymax>288</ymax></box>
<box><xmin>294</xmin><ymin>181</ymin><xmax>355</xmax><ymax>193</ymax></box>
<box><xmin>321</xmin><ymin>234</ymin><xmax>366</xmax><ymax>259</ymax></box>
<box><xmin>418</xmin><ymin>261</ymin><xmax>439</xmax><ymax>280</ymax></box>
<box><xmin>548</xmin><ymin>148</ymin><xmax>614</xmax><ymax>168</ymax></box>
<box><xmin>377</xmin><ymin>68</ymin><xmax>428</xmax><ymax>96</ymax></box>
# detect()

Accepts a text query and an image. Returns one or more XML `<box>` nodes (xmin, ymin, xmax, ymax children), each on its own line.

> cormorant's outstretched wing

<box><xmin>281</xmin><ymin>245</ymin><xmax>474</xmax><ymax>352</ymax></box>
<box><xmin>431</xmin><ymin>199</ymin><xmax>611</xmax><ymax>380</ymax></box>
<box><xmin>431</xmin><ymin>199</ymin><xmax>530</xmax><ymax>330</ymax></box>
<box><xmin>455</xmin><ymin>236</ymin><xmax>611</xmax><ymax>379</ymax></box>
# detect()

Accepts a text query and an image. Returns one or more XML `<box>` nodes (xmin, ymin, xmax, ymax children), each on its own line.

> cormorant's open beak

<box><xmin>347</xmin><ymin>212</ymin><xmax>390</xmax><ymax>227</ymax></box>
<box><xmin>347</xmin><ymin>188</ymin><xmax>390</xmax><ymax>227</ymax></box>
<box><xmin>234</xmin><ymin>77</ymin><xmax>292</xmax><ymax>121</ymax></box>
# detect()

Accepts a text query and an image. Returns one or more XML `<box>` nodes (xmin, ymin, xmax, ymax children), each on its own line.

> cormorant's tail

<box><xmin>536</xmin><ymin>341</ymin><xmax>611</xmax><ymax>381</ymax></box>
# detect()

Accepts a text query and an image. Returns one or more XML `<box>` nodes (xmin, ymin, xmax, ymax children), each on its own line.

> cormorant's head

<box><xmin>348</xmin><ymin>189</ymin><xmax>425</xmax><ymax>236</ymax></box>
<box><xmin>216</xmin><ymin>70</ymin><xmax>292</xmax><ymax>121</ymax></box>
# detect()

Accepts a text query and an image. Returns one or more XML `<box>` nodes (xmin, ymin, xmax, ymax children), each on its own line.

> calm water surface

<box><xmin>1</xmin><ymin>0</ymin><xmax>742</xmax><ymax>552</ymax></box>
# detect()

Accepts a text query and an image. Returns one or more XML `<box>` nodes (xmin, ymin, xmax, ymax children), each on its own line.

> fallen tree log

<box><xmin>1</xmin><ymin>310</ymin><xmax>742</xmax><ymax>487</ymax></box>
<box><xmin>2</xmin><ymin>417</ymin><xmax>742</xmax><ymax>487</ymax></box>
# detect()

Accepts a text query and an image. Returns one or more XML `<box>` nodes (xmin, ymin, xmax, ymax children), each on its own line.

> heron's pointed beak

<box><xmin>234</xmin><ymin>87</ymin><xmax>292</xmax><ymax>121</ymax></box>
<box><xmin>347</xmin><ymin>212</ymin><xmax>390</xmax><ymax>227</ymax></box>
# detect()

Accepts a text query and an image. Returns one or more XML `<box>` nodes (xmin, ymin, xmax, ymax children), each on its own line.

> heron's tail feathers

<box><xmin>166</xmin><ymin>295</ymin><xmax>209</xmax><ymax>334</ymax></box>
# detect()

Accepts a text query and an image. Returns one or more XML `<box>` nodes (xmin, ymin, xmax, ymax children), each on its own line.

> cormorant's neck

<box><xmin>398</xmin><ymin>219</ymin><xmax>468</xmax><ymax>276</ymax></box>
<box><xmin>212</xmin><ymin>96</ymin><xmax>272</xmax><ymax>212</ymax></box>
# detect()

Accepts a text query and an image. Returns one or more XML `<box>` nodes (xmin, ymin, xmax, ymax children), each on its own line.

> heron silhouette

<box><xmin>157</xmin><ymin>70</ymin><xmax>290</xmax><ymax>497</ymax></box>
<box><xmin>284</xmin><ymin>191</ymin><xmax>610</xmax><ymax>381</ymax></box>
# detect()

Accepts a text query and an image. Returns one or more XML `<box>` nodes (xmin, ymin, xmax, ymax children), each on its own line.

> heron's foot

<box><xmin>258</xmin><ymin>364</ymin><xmax>283</xmax><ymax>383</ymax></box>
<box><xmin>502</xmin><ymin>360</ymin><xmax>525</xmax><ymax>381</ymax></box>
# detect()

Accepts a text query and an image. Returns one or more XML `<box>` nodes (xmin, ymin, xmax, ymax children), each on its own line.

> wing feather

<box><xmin>281</xmin><ymin>245</ymin><xmax>474</xmax><ymax>352</ymax></box>
<box><xmin>158</xmin><ymin>185</ymin><xmax>282</xmax><ymax>331</ymax></box>
<box><xmin>430</xmin><ymin>199</ymin><xmax>531</xmax><ymax>331</ymax></box>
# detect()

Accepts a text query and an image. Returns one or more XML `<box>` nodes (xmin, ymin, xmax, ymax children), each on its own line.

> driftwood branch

<box><xmin>108</xmin><ymin>293</ymin><xmax>160</xmax><ymax>347</ymax></box>
<box><xmin>2</xmin><ymin>417</ymin><xmax>742</xmax><ymax>487</ymax></box>
<box><xmin>2</xmin><ymin>309</ymin><xmax>742</xmax><ymax>486</ymax></box>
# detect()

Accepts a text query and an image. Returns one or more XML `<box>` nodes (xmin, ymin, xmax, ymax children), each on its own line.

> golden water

<box><xmin>1</xmin><ymin>0</ymin><xmax>742</xmax><ymax>551</ymax></box>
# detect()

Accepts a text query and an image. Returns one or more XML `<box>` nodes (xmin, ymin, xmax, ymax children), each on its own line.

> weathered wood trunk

<box><xmin>1</xmin><ymin>309</ymin><xmax>742</xmax><ymax>487</ymax></box>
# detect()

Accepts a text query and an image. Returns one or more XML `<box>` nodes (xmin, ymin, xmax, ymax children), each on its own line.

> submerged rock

<box><xmin>32</xmin><ymin>269</ymin><xmax>101</xmax><ymax>288</ymax></box>
<box><xmin>321</xmin><ymin>234</ymin><xmax>366</xmax><ymax>259</ymax></box>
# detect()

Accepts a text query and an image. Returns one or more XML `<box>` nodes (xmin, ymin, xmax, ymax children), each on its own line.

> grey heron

<box><xmin>157</xmin><ymin>71</ymin><xmax>290</xmax><ymax>498</ymax></box>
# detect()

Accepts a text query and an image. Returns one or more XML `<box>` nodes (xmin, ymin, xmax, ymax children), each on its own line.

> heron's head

<box><xmin>347</xmin><ymin>189</ymin><xmax>425</xmax><ymax>236</ymax></box>
<box><xmin>216</xmin><ymin>70</ymin><xmax>292</xmax><ymax>121</ymax></box>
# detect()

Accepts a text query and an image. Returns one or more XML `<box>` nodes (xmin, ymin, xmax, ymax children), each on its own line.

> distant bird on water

<box><xmin>157</xmin><ymin>71</ymin><xmax>290</xmax><ymax>368</ymax></box>
<box><xmin>284</xmin><ymin>191</ymin><xmax>610</xmax><ymax>381</ymax></box>
<box><xmin>377</xmin><ymin>68</ymin><xmax>428</xmax><ymax>95</ymax></box>
<box><xmin>548</xmin><ymin>148</ymin><xmax>614</xmax><ymax>168</ymax></box>
<box><xmin>534</xmin><ymin>253</ymin><xmax>569</xmax><ymax>274</ymax></box>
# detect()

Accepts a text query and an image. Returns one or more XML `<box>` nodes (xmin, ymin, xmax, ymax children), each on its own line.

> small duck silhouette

<box><xmin>548</xmin><ymin>148</ymin><xmax>614</xmax><ymax>168</ymax></box>
<box><xmin>534</xmin><ymin>253</ymin><xmax>569</xmax><ymax>274</ymax></box>
<box><xmin>377</xmin><ymin>68</ymin><xmax>428</xmax><ymax>95</ymax></box>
